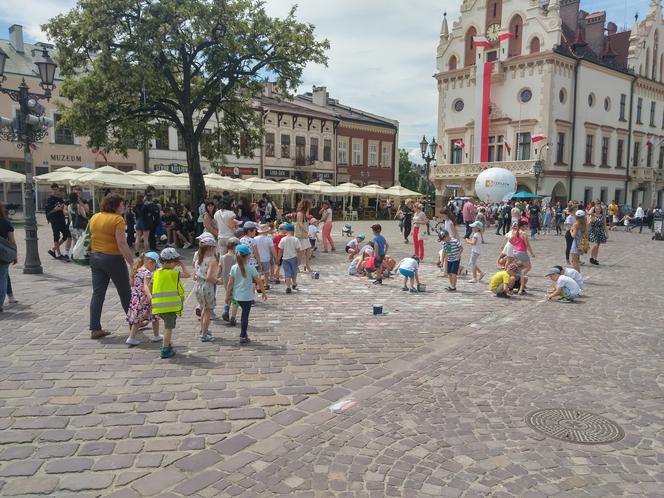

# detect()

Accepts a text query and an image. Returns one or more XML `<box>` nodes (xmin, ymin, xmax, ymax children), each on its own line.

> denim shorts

<box><xmin>447</xmin><ymin>260</ymin><xmax>460</xmax><ymax>274</ymax></box>
<box><xmin>259</xmin><ymin>261</ymin><xmax>270</xmax><ymax>275</ymax></box>
<box><xmin>282</xmin><ymin>257</ymin><xmax>298</xmax><ymax>278</ymax></box>
<box><xmin>158</xmin><ymin>312</ymin><xmax>177</xmax><ymax>329</ymax></box>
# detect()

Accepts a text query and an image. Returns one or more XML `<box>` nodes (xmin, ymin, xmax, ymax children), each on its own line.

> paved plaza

<box><xmin>0</xmin><ymin>219</ymin><xmax>663</xmax><ymax>497</ymax></box>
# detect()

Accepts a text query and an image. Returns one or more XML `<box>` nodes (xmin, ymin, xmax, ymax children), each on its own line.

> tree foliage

<box><xmin>44</xmin><ymin>0</ymin><xmax>329</xmax><ymax>206</ymax></box>
<box><xmin>398</xmin><ymin>149</ymin><xmax>422</xmax><ymax>193</ymax></box>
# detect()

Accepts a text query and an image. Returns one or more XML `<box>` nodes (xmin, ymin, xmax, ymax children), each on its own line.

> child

<box><xmin>511</xmin><ymin>261</ymin><xmax>529</xmax><ymax>295</ymax></box>
<box><xmin>466</xmin><ymin>221</ymin><xmax>485</xmax><ymax>283</ymax></box>
<box><xmin>151</xmin><ymin>248</ymin><xmax>190</xmax><ymax>359</ymax></box>
<box><xmin>370</xmin><ymin>224</ymin><xmax>389</xmax><ymax>285</ymax></box>
<box><xmin>397</xmin><ymin>256</ymin><xmax>421</xmax><ymax>292</ymax></box>
<box><xmin>545</xmin><ymin>267</ymin><xmax>581</xmax><ymax>302</ymax></box>
<box><xmin>346</xmin><ymin>233</ymin><xmax>365</xmax><ymax>260</ymax></box>
<box><xmin>440</xmin><ymin>229</ymin><xmax>463</xmax><ymax>292</ymax></box>
<box><xmin>308</xmin><ymin>218</ymin><xmax>319</xmax><ymax>255</ymax></box>
<box><xmin>552</xmin><ymin>264</ymin><xmax>584</xmax><ymax>291</ymax></box>
<box><xmin>475</xmin><ymin>207</ymin><xmax>487</xmax><ymax>243</ymax></box>
<box><xmin>278</xmin><ymin>224</ymin><xmax>300</xmax><ymax>294</ymax></box>
<box><xmin>126</xmin><ymin>251</ymin><xmax>162</xmax><ymax>347</ymax></box>
<box><xmin>271</xmin><ymin>224</ymin><xmax>287</xmax><ymax>284</ymax></box>
<box><xmin>221</xmin><ymin>238</ymin><xmax>240</xmax><ymax>325</ymax></box>
<box><xmin>225</xmin><ymin>244</ymin><xmax>267</xmax><ymax>344</ymax></box>
<box><xmin>254</xmin><ymin>224</ymin><xmax>275</xmax><ymax>290</ymax></box>
<box><xmin>195</xmin><ymin>235</ymin><xmax>221</xmax><ymax>342</ymax></box>
<box><xmin>488</xmin><ymin>263</ymin><xmax>520</xmax><ymax>298</ymax></box>
<box><xmin>239</xmin><ymin>221</ymin><xmax>261</xmax><ymax>272</ymax></box>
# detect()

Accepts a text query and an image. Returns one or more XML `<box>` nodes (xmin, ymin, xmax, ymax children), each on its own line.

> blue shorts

<box><xmin>282</xmin><ymin>257</ymin><xmax>298</xmax><ymax>278</ymax></box>
<box><xmin>447</xmin><ymin>260</ymin><xmax>460</xmax><ymax>274</ymax></box>
<box><xmin>399</xmin><ymin>268</ymin><xmax>415</xmax><ymax>278</ymax></box>
<box><xmin>562</xmin><ymin>287</ymin><xmax>579</xmax><ymax>299</ymax></box>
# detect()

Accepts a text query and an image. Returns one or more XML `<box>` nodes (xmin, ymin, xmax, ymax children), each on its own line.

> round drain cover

<box><xmin>525</xmin><ymin>408</ymin><xmax>624</xmax><ymax>445</ymax></box>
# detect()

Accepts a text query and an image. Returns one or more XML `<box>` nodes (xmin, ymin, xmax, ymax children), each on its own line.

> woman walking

<box><xmin>202</xmin><ymin>201</ymin><xmax>218</xmax><ymax>237</ymax></box>
<box><xmin>89</xmin><ymin>194</ymin><xmax>134</xmax><ymax>339</ymax></box>
<box><xmin>0</xmin><ymin>203</ymin><xmax>17</xmax><ymax>312</ymax></box>
<box><xmin>400</xmin><ymin>200</ymin><xmax>413</xmax><ymax>243</ymax></box>
<box><xmin>588</xmin><ymin>203</ymin><xmax>607</xmax><ymax>265</ymax></box>
<box><xmin>411</xmin><ymin>203</ymin><xmax>428</xmax><ymax>260</ymax></box>
<box><xmin>569</xmin><ymin>209</ymin><xmax>588</xmax><ymax>272</ymax></box>
<box><xmin>295</xmin><ymin>199</ymin><xmax>312</xmax><ymax>271</ymax></box>
<box><xmin>133</xmin><ymin>196</ymin><xmax>150</xmax><ymax>256</ymax></box>
<box><xmin>319</xmin><ymin>201</ymin><xmax>335</xmax><ymax>253</ymax></box>
<box><xmin>555</xmin><ymin>202</ymin><xmax>564</xmax><ymax>235</ymax></box>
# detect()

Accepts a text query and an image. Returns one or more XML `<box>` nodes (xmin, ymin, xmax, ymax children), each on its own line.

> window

<box><xmin>487</xmin><ymin>135</ymin><xmax>504</xmax><ymax>162</ymax></box>
<box><xmin>323</xmin><ymin>139</ymin><xmax>332</xmax><ymax>162</ymax></box>
<box><xmin>556</xmin><ymin>132</ymin><xmax>566</xmax><ymax>163</ymax></box>
<box><xmin>154</xmin><ymin>125</ymin><xmax>169</xmax><ymax>150</ymax></box>
<box><xmin>619</xmin><ymin>94</ymin><xmax>626</xmax><ymax>120</ymax></box>
<box><xmin>633</xmin><ymin>142</ymin><xmax>641</xmax><ymax>167</ymax></box>
<box><xmin>295</xmin><ymin>136</ymin><xmax>306</xmax><ymax>166</ymax></box>
<box><xmin>464</xmin><ymin>27</ymin><xmax>477</xmax><ymax>67</ymax></box>
<box><xmin>448</xmin><ymin>55</ymin><xmax>457</xmax><ymax>70</ymax></box>
<box><xmin>529</xmin><ymin>37</ymin><xmax>540</xmax><ymax>54</ymax></box>
<box><xmin>368</xmin><ymin>144</ymin><xmax>378</xmax><ymax>167</ymax></box>
<box><xmin>338</xmin><ymin>141</ymin><xmax>348</xmax><ymax>165</ymax></box>
<box><xmin>651</xmin><ymin>101</ymin><xmax>657</xmax><ymax>126</ymax></box>
<box><xmin>352</xmin><ymin>142</ymin><xmax>362</xmax><ymax>166</ymax></box>
<box><xmin>381</xmin><ymin>144</ymin><xmax>390</xmax><ymax>167</ymax></box>
<box><xmin>280</xmin><ymin>134</ymin><xmax>291</xmax><ymax>158</ymax></box>
<box><xmin>559</xmin><ymin>88</ymin><xmax>567</xmax><ymax>104</ymax></box>
<box><xmin>450</xmin><ymin>139</ymin><xmax>463</xmax><ymax>164</ymax></box>
<box><xmin>310</xmin><ymin>137</ymin><xmax>319</xmax><ymax>161</ymax></box>
<box><xmin>617</xmin><ymin>139</ymin><xmax>624</xmax><ymax>167</ymax></box>
<box><xmin>637</xmin><ymin>98</ymin><xmax>643</xmax><ymax>123</ymax></box>
<box><xmin>604</xmin><ymin>98</ymin><xmax>611</xmax><ymax>111</ymax></box>
<box><xmin>588</xmin><ymin>93</ymin><xmax>595</xmax><ymax>107</ymax></box>
<box><xmin>177</xmin><ymin>131</ymin><xmax>185</xmax><ymax>152</ymax></box>
<box><xmin>584</xmin><ymin>187</ymin><xmax>593</xmax><ymax>205</ymax></box>
<box><xmin>659</xmin><ymin>145</ymin><xmax>664</xmax><ymax>169</ymax></box>
<box><xmin>615</xmin><ymin>188</ymin><xmax>623</xmax><ymax>203</ymax></box>
<box><xmin>453</xmin><ymin>99</ymin><xmax>464</xmax><ymax>112</ymax></box>
<box><xmin>519</xmin><ymin>89</ymin><xmax>532</xmax><ymax>103</ymax></box>
<box><xmin>601</xmin><ymin>137</ymin><xmax>609</xmax><ymax>165</ymax></box>
<box><xmin>516</xmin><ymin>132</ymin><xmax>531</xmax><ymax>160</ymax></box>
<box><xmin>265</xmin><ymin>133</ymin><xmax>275</xmax><ymax>157</ymax></box>
<box><xmin>54</xmin><ymin>114</ymin><xmax>74</xmax><ymax>145</ymax></box>
<box><xmin>508</xmin><ymin>15</ymin><xmax>523</xmax><ymax>56</ymax></box>
<box><xmin>600</xmin><ymin>187</ymin><xmax>608</xmax><ymax>204</ymax></box>
<box><xmin>585</xmin><ymin>135</ymin><xmax>594</xmax><ymax>164</ymax></box>
<box><xmin>647</xmin><ymin>142</ymin><xmax>653</xmax><ymax>167</ymax></box>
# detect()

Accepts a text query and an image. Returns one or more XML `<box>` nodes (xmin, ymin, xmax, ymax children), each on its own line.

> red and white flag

<box><xmin>504</xmin><ymin>141</ymin><xmax>512</xmax><ymax>156</ymax></box>
<box><xmin>472</xmin><ymin>35</ymin><xmax>491</xmax><ymax>48</ymax></box>
<box><xmin>532</xmin><ymin>134</ymin><xmax>547</xmax><ymax>143</ymax></box>
<box><xmin>473</xmin><ymin>61</ymin><xmax>493</xmax><ymax>163</ymax></box>
<box><xmin>498</xmin><ymin>31</ymin><xmax>514</xmax><ymax>42</ymax></box>
<box><xmin>646</xmin><ymin>134</ymin><xmax>654</xmax><ymax>146</ymax></box>
<box><xmin>454</xmin><ymin>138</ymin><xmax>465</xmax><ymax>149</ymax></box>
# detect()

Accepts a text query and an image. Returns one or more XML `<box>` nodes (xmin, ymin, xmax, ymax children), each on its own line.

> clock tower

<box><xmin>485</xmin><ymin>0</ymin><xmax>503</xmax><ymax>42</ymax></box>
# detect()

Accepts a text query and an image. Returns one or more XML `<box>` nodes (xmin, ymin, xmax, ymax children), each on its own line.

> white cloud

<box><xmin>1</xmin><ymin>0</ymin><xmax>458</xmax><ymax>149</ymax></box>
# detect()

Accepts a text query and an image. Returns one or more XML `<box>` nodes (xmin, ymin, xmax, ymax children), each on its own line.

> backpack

<box><xmin>144</xmin><ymin>202</ymin><xmax>161</xmax><ymax>228</ymax></box>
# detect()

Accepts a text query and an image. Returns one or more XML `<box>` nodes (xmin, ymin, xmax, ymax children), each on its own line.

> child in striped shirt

<box><xmin>440</xmin><ymin>230</ymin><xmax>463</xmax><ymax>292</ymax></box>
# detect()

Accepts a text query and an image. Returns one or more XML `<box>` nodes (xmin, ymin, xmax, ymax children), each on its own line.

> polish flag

<box><xmin>473</xmin><ymin>61</ymin><xmax>493</xmax><ymax>163</ymax></box>
<box><xmin>532</xmin><ymin>134</ymin><xmax>547</xmax><ymax>143</ymax></box>
<box><xmin>454</xmin><ymin>139</ymin><xmax>465</xmax><ymax>149</ymax></box>
<box><xmin>498</xmin><ymin>31</ymin><xmax>514</xmax><ymax>42</ymax></box>
<box><xmin>504</xmin><ymin>141</ymin><xmax>512</xmax><ymax>156</ymax></box>
<box><xmin>473</xmin><ymin>35</ymin><xmax>491</xmax><ymax>48</ymax></box>
<box><xmin>646</xmin><ymin>134</ymin><xmax>654</xmax><ymax>146</ymax></box>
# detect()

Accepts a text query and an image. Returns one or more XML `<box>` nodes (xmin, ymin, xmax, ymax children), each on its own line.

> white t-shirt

<box><xmin>254</xmin><ymin>235</ymin><xmax>273</xmax><ymax>262</ymax></box>
<box><xmin>214</xmin><ymin>209</ymin><xmax>237</xmax><ymax>239</ymax></box>
<box><xmin>471</xmin><ymin>232</ymin><xmax>481</xmax><ymax>254</ymax></box>
<box><xmin>564</xmin><ymin>268</ymin><xmax>584</xmax><ymax>289</ymax></box>
<box><xmin>412</xmin><ymin>211</ymin><xmax>427</xmax><ymax>226</ymax></box>
<box><xmin>399</xmin><ymin>257</ymin><xmax>419</xmax><ymax>272</ymax></box>
<box><xmin>278</xmin><ymin>235</ymin><xmax>299</xmax><ymax>260</ymax></box>
<box><xmin>635</xmin><ymin>207</ymin><xmax>644</xmax><ymax>218</ymax></box>
<box><xmin>556</xmin><ymin>275</ymin><xmax>580</xmax><ymax>295</ymax></box>
<box><xmin>346</xmin><ymin>239</ymin><xmax>359</xmax><ymax>250</ymax></box>
<box><xmin>321</xmin><ymin>208</ymin><xmax>333</xmax><ymax>223</ymax></box>
<box><xmin>360</xmin><ymin>245</ymin><xmax>374</xmax><ymax>256</ymax></box>
<box><xmin>308</xmin><ymin>225</ymin><xmax>318</xmax><ymax>239</ymax></box>
<box><xmin>564</xmin><ymin>214</ymin><xmax>575</xmax><ymax>226</ymax></box>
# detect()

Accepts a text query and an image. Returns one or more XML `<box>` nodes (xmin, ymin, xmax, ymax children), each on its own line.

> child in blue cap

<box><xmin>225</xmin><ymin>244</ymin><xmax>267</xmax><ymax>344</ymax></box>
<box><xmin>126</xmin><ymin>251</ymin><xmax>163</xmax><ymax>347</ymax></box>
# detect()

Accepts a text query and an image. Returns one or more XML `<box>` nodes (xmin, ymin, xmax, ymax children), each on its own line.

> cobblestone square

<box><xmin>1</xmin><ymin>219</ymin><xmax>663</xmax><ymax>497</ymax></box>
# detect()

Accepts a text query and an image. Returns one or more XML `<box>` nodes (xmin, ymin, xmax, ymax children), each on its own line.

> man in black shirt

<box><xmin>45</xmin><ymin>184</ymin><xmax>72</xmax><ymax>261</ymax></box>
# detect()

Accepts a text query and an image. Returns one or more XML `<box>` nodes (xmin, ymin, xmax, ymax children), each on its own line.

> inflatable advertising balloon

<box><xmin>474</xmin><ymin>168</ymin><xmax>517</xmax><ymax>202</ymax></box>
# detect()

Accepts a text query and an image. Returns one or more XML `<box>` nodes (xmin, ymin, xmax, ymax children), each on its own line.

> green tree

<box><xmin>44</xmin><ymin>0</ymin><xmax>329</xmax><ymax>208</ymax></box>
<box><xmin>398</xmin><ymin>149</ymin><xmax>422</xmax><ymax>192</ymax></box>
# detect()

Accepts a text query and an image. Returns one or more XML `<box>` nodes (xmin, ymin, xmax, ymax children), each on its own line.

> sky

<box><xmin>0</xmin><ymin>0</ymin><xmax>652</xmax><ymax>164</ymax></box>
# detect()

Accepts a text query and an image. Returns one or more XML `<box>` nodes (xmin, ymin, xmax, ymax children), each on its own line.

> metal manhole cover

<box><xmin>525</xmin><ymin>408</ymin><xmax>624</xmax><ymax>444</ymax></box>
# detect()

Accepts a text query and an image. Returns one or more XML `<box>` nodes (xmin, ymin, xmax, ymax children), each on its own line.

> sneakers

<box><xmin>590</xmin><ymin>258</ymin><xmax>599</xmax><ymax>265</ymax></box>
<box><xmin>286</xmin><ymin>287</ymin><xmax>292</xmax><ymax>294</ymax></box>
<box><xmin>200</xmin><ymin>334</ymin><xmax>214</xmax><ymax>342</ymax></box>
<box><xmin>222</xmin><ymin>311</ymin><xmax>230</xmax><ymax>322</ymax></box>
<box><xmin>126</xmin><ymin>338</ymin><xmax>141</xmax><ymax>347</ymax></box>
<box><xmin>372</xmin><ymin>279</ymin><xmax>383</xmax><ymax>285</ymax></box>
<box><xmin>445</xmin><ymin>286</ymin><xmax>457</xmax><ymax>292</ymax></box>
<box><xmin>160</xmin><ymin>345</ymin><xmax>176</xmax><ymax>358</ymax></box>
<box><xmin>150</xmin><ymin>335</ymin><xmax>164</xmax><ymax>342</ymax></box>
<box><xmin>226</xmin><ymin>317</ymin><xmax>237</xmax><ymax>327</ymax></box>
<box><xmin>60</xmin><ymin>255</ymin><xmax>71</xmax><ymax>262</ymax></box>
<box><xmin>239</xmin><ymin>336</ymin><xmax>251</xmax><ymax>345</ymax></box>
<box><xmin>7</xmin><ymin>295</ymin><xmax>18</xmax><ymax>304</ymax></box>
<box><xmin>402</xmin><ymin>286</ymin><xmax>409</xmax><ymax>291</ymax></box>
<box><xmin>559</xmin><ymin>296</ymin><xmax>573</xmax><ymax>303</ymax></box>
<box><xmin>48</xmin><ymin>249</ymin><xmax>58</xmax><ymax>259</ymax></box>
<box><xmin>496</xmin><ymin>292</ymin><xmax>510</xmax><ymax>299</ymax></box>
<box><xmin>91</xmin><ymin>329</ymin><xmax>110</xmax><ymax>339</ymax></box>
<box><xmin>409</xmin><ymin>288</ymin><xmax>419</xmax><ymax>293</ymax></box>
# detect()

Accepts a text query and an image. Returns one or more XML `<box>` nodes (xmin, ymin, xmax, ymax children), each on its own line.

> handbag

<box><xmin>0</xmin><ymin>236</ymin><xmax>17</xmax><ymax>264</ymax></box>
<box><xmin>71</xmin><ymin>225</ymin><xmax>91</xmax><ymax>265</ymax></box>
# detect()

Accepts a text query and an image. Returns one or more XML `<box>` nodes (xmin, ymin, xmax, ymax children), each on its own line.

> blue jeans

<box><xmin>238</xmin><ymin>301</ymin><xmax>253</xmax><ymax>338</ymax></box>
<box><xmin>637</xmin><ymin>217</ymin><xmax>644</xmax><ymax>233</ymax></box>
<box><xmin>0</xmin><ymin>263</ymin><xmax>9</xmax><ymax>308</ymax></box>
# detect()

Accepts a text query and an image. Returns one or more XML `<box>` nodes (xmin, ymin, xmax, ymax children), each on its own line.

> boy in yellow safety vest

<box><xmin>151</xmin><ymin>247</ymin><xmax>190</xmax><ymax>359</ymax></box>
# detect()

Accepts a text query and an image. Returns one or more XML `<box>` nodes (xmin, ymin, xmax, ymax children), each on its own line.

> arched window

<box><xmin>449</xmin><ymin>55</ymin><xmax>458</xmax><ymax>70</ymax></box>
<box><xmin>529</xmin><ymin>37</ymin><xmax>541</xmax><ymax>54</ymax></box>
<box><xmin>465</xmin><ymin>27</ymin><xmax>477</xmax><ymax>67</ymax></box>
<box><xmin>660</xmin><ymin>53</ymin><xmax>663</xmax><ymax>81</ymax></box>
<box><xmin>508</xmin><ymin>15</ymin><xmax>523</xmax><ymax>57</ymax></box>
<box><xmin>653</xmin><ymin>31</ymin><xmax>659</xmax><ymax>80</ymax></box>
<box><xmin>646</xmin><ymin>47</ymin><xmax>651</xmax><ymax>78</ymax></box>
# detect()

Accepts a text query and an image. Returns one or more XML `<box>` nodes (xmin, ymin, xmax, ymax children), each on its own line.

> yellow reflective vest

<box><xmin>151</xmin><ymin>268</ymin><xmax>185</xmax><ymax>315</ymax></box>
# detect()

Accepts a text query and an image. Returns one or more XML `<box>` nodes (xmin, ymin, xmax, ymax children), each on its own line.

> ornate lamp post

<box><xmin>534</xmin><ymin>144</ymin><xmax>549</xmax><ymax>195</ymax></box>
<box><xmin>0</xmin><ymin>47</ymin><xmax>57</xmax><ymax>274</ymax></box>
<box><xmin>419</xmin><ymin>135</ymin><xmax>437</xmax><ymax>211</ymax></box>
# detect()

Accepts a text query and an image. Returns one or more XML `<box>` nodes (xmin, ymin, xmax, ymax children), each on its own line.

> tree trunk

<box><xmin>184</xmin><ymin>129</ymin><xmax>206</xmax><ymax>213</ymax></box>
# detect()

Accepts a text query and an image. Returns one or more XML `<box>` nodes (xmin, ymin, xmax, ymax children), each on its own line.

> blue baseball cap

<box><xmin>284</xmin><ymin>223</ymin><xmax>295</xmax><ymax>232</ymax></box>
<box><xmin>144</xmin><ymin>251</ymin><xmax>160</xmax><ymax>262</ymax></box>
<box><xmin>235</xmin><ymin>244</ymin><xmax>251</xmax><ymax>256</ymax></box>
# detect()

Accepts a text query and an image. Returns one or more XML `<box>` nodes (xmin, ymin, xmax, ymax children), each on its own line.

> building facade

<box><xmin>432</xmin><ymin>0</ymin><xmax>664</xmax><ymax>208</ymax></box>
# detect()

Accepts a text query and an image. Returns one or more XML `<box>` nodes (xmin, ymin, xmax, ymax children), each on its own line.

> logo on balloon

<box><xmin>475</xmin><ymin>168</ymin><xmax>517</xmax><ymax>203</ymax></box>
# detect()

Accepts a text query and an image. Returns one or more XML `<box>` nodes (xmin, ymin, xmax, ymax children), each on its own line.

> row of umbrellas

<box><xmin>1</xmin><ymin>165</ymin><xmax>424</xmax><ymax>199</ymax></box>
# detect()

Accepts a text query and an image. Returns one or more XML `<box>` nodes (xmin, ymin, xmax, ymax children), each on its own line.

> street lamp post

<box><xmin>0</xmin><ymin>46</ymin><xmax>57</xmax><ymax>274</ymax></box>
<box><xmin>533</xmin><ymin>144</ymin><xmax>549</xmax><ymax>196</ymax></box>
<box><xmin>419</xmin><ymin>135</ymin><xmax>437</xmax><ymax>214</ymax></box>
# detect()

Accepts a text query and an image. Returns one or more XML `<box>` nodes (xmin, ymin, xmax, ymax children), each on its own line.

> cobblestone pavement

<box><xmin>0</xmin><ymin>217</ymin><xmax>663</xmax><ymax>497</ymax></box>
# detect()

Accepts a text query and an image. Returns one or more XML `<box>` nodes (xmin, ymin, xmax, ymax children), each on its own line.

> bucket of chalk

<box><xmin>417</xmin><ymin>283</ymin><xmax>426</xmax><ymax>292</ymax></box>
<box><xmin>373</xmin><ymin>304</ymin><xmax>383</xmax><ymax>315</ymax></box>
<box><xmin>311</xmin><ymin>272</ymin><xmax>320</xmax><ymax>279</ymax></box>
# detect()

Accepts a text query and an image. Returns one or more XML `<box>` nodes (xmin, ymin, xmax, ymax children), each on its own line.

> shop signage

<box><xmin>154</xmin><ymin>163</ymin><xmax>188</xmax><ymax>173</ymax></box>
<box><xmin>50</xmin><ymin>154</ymin><xmax>81</xmax><ymax>163</ymax></box>
<box><xmin>313</xmin><ymin>172</ymin><xmax>334</xmax><ymax>181</ymax></box>
<box><xmin>265</xmin><ymin>169</ymin><xmax>290</xmax><ymax>178</ymax></box>
<box><xmin>222</xmin><ymin>166</ymin><xmax>258</xmax><ymax>176</ymax></box>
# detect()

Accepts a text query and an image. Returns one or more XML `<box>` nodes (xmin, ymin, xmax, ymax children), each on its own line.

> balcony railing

<box><xmin>633</xmin><ymin>167</ymin><xmax>654</xmax><ymax>182</ymax></box>
<box><xmin>430</xmin><ymin>160</ymin><xmax>538</xmax><ymax>181</ymax></box>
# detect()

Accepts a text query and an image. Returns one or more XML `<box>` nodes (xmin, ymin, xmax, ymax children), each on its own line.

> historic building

<box><xmin>0</xmin><ymin>25</ymin><xmax>145</xmax><ymax>203</ymax></box>
<box><xmin>433</xmin><ymin>0</ymin><xmax>664</xmax><ymax>208</ymax></box>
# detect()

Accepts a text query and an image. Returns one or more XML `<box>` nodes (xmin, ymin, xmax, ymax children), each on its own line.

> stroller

<box><xmin>342</xmin><ymin>223</ymin><xmax>353</xmax><ymax>237</ymax></box>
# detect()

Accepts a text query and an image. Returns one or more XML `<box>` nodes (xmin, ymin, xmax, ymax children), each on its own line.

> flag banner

<box><xmin>473</xmin><ymin>61</ymin><xmax>493</xmax><ymax>163</ymax></box>
<box><xmin>473</xmin><ymin>35</ymin><xmax>491</xmax><ymax>48</ymax></box>
<box><xmin>498</xmin><ymin>31</ymin><xmax>514</xmax><ymax>41</ymax></box>
<box><xmin>454</xmin><ymin>139</ymin><xmax>465</xmax><ymax>149</ymax></box>
<box><xmin>504</xmin><ymin>142</ymin><xmax>512</xmax><ymax>156</ymax></box>
<box><xmin>532</xmin><ymin>134</ymin><xmax>547</xmax><ymax>143</ymax></box>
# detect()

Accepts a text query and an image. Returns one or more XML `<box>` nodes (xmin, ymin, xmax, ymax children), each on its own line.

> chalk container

<box><xmin>373</xmin><ymin>304</ymin><xmax>383</xmax><ymax>315</ymax></box>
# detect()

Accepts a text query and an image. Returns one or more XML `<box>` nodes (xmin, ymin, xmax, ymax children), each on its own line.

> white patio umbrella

<box><xmin>204</xmin><ymin>174</ymin><xmax>243</xmax><ymax>193</ymax></box>
<box><xmin>279</xmin><ymin>178</ymin><xmax>316</xmax><ymax>209</ymax></box>
<box><xmin>241</xmin><ymin>177</ymin><xmax>284</xmax><ymax>194</ymax></box>
<box><xmin>126</xmin><ymin>170</ymin><xmax>149</xmax><ymax>177</ymax></box>
<box><xmin>148</xmin><ymin>170</ymin><xmax>189</xmax><ymax>190</ymax></box>
<box><xmin>307</xmin><ymin>180</ymin><xmax>340</xmax><ymax>196</ymax></box>
<box><xmin>34</xmin><ymin>166</ymin><xmax>92</xmax><ymax>185</ymax></box>
<box><xmin>71</xmin><ymin>165</ymin><xmax>148</xmax><ymax>189</ymax></box>
<box><xmin>384</xmin><ymin>185</ymin><xmax>423</xmax><ymax>199</ymax></box>
<box><xmin>0</xmin><ymin>169</ymin><xmax>27</xmax><ymax>215</ymax></box>
<box><xmin>334</xmin><ymin>182</ymin><xmax>363</xmax><ymax>214</ymax></box>
<box><xmin>361</xmin><ymin>184</ymin><xmax>387</xmax><ymax>219</ymax></box>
